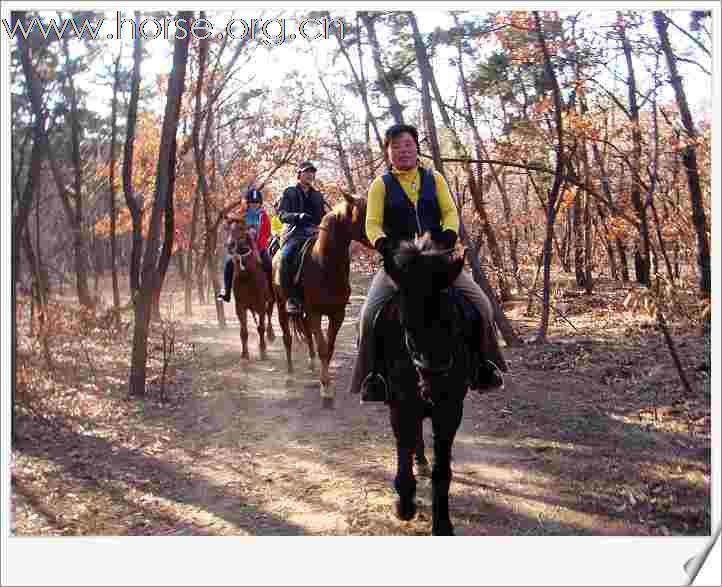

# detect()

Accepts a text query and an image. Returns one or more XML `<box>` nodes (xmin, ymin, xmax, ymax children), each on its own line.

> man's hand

<box><xmin>438</xmin><ymin>229</ymin><xmax>458</xmax><ymax>250</ymax></box>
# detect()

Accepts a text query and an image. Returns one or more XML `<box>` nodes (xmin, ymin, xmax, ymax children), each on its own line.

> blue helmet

<box><xmin>246</xmin><ymin>189</ymin><xmax>263</xmax><ymax>204</ymax></box>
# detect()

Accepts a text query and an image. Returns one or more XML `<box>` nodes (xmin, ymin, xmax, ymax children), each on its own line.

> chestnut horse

<box><xmin>272</xmin><ymin>193</ymin><xmax>370</xmax><ymax>406</ymax></box>
<box><xmin>232</xmin><ymin>229</ymin><xmax>275</xmax><ymax>361</ymax></box>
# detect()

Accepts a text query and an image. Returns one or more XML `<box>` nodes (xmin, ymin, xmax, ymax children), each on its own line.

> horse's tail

<box><xmin>290</xmin><ymin>314</ymin><xmax>308</xmax><ymax>344</ymax></box>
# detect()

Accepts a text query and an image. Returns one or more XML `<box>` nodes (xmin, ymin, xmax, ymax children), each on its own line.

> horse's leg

<box><xmin>389</xmin><ymin>402</ymin><xmax>419</xmax><ymax>522</ymax></box>
<box><xmin>265</xmin><ymin>270</ymin><xmax>275</xmax><ymax>343</ymax></box>
<box><xmin>415</xmin><ymin>421</ymin><xmax>431</xmax><ymax>477</ymax></box>
<box><xmin>276</xmin><ymin>291</ymin><xmax>293</xmax><ymax>374</ymax></box>
<box><xmin>238</xmin><ymin>306</ymin><xmax>249</xmax><ymax>360</ymax></box>
<box><xmin>317</xmin><ymin>310</ymin><xmax>344</xmax><ymax>403</ymax></box>
<box><xmin>265</xmin><ymin>296</ymin><xmax>275</xmax><ymax>342</ymax></box>
<box><xmin>429</xmin><ymin>398</ymin><xmax>464</xmax><ymax>536</ymax></box>
<box><xmin>256</xmin><ymin>308</ymin><xmax>268</xmax><ymax>361</ymax></box>
<box><xmin>305</xmin><ymin>313</ymin><xmax>326</xmax><ymax>392</ymax></box>
<box><xmin>302</xmin><ymin>316</ymin><xmax>316</xmax><ymax>372</ymax></box>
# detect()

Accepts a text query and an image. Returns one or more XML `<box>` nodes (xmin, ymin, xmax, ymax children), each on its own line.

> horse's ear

<box><xmin>341</xmin><ymin>189</ymin><xmax>355</xmax><ymax>208</ymax></box>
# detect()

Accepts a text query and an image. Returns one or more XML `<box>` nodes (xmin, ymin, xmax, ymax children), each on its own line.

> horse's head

<box><xmin>340</xmin><ymin>192</ymin><xmax>372</xmax><ymax>249</ymax></box>
<box><xmin>384</xmin><ymin>233</ymin><xmax>464</xmax><ymax>400</ymax></box>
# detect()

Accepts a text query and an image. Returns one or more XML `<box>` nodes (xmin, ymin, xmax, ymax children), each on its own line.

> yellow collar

<box><xmin>391</xmin><ymin>165</ymin><xmax>421</xmax><ymax>178</ymax></box>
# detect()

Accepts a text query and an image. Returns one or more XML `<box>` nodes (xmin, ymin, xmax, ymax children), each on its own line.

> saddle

<box><xmin>372</xmin><ymin>287</ymin><xmax>480</xmax><ymax>341</ymax></box>
<box><xmin>272</xmin><ymin>236</ymin><xmax>317</xmax><ymax>289</ymax></box>
<box><xmin>369</xmin><ymin>287</ymin><xmax>481</xmax><ymax>387</ymax></box>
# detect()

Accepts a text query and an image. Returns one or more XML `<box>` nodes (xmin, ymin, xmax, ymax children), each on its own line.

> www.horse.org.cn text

<box><xmin>2</xmin><ymin>13</ymin><xmax>349</xmax><ymax>46</ymax></box>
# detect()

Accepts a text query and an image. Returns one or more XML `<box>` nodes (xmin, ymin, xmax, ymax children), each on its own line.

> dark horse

<box><xmin>232</xmin><ymin>226</ymin><xmax>275</xmax><ymax>361</ymax></box>
<box><xmin>272</xmin><ymin>193</ymin><xmax>370</xmax><ymax>406</ymax></box>
<box><xmin>377</xmin><ymin>233</ymin><xmax>478</xmax><ymax>535</ymax></box>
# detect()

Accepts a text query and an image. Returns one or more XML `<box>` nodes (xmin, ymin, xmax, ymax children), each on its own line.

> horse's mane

<box><xmin>316</xmin><ymin>197</ymin><xmax>367</xmax><ymax>251</ymax></box>
<box><xmin>390</xmin><ymin>233</ymin><xmax>460</xmax><ymax>297</ymax></box>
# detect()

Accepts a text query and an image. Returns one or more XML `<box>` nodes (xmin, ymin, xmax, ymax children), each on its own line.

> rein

<box><xmin>405</xmin><ymin>331</ymin><xmax>454</xmax><ymax>377</ymax></box>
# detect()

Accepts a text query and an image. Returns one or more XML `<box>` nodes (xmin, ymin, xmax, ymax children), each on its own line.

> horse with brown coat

<box><xmin>232</xmin><ymin>225</ymin><xmax>275</xmax><ymax>361</ymax></box>
<box><xmin>272</xmin><ymin>193</ymin><xmax>371</xmax><ymax>406</ymax></box>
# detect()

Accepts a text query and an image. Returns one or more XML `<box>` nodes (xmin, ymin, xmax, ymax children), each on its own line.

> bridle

<box><xmin>404</xmin><ymin>330</ymin><xmax>454</xmax><ymax>378</ymax></box>
<box><xmin>233</xmin><ymin>247</ymin><xmax>254</xmax><ymax>271</ymax></box>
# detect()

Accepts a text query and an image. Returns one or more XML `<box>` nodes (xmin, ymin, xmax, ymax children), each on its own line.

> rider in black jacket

<box><xmin>277</xmin><ymin>161</ymin><xmax>328</xmax><ymax>315</ymax></box>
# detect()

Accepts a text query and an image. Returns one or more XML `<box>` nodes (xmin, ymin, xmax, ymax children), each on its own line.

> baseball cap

<box><xmin>297</xmin><ymin>161</ymin><xmax>317</xmax><ymax>173</ymax></box>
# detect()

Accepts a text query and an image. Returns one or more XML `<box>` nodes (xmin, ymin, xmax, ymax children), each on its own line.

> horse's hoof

<box><xmin>415</xmin><ymin>461</ymin><xmax>432</xmax><ymax>478</ymax></box>
<box><xmin>320</xmin><ymin>383</ymin><xmax>334</xmax><ymax>399</ymax></box>
<box><xmin>395</xmin><ymin>496</ymin><xmax>417</xmax><ymax>521</ymax></box>
<box><xmin>432</xmin><ymin>521</ymin><xmax>455</xmax><ymax>536</ymax></box>
<box><xmin>321</xmin><ymin>397</ymin><xmax>334</xmax><ymax>409</ymax></box>
<box><xmin>241</xmin><ymin>353</ymin><xmax>250</xmax><ymax>361</ymax></box>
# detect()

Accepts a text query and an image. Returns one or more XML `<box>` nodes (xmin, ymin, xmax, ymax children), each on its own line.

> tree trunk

<box><xmin>654</xmin><ymin>11</ymin><xmax>710</xmax><ymax>298</ymax></box>
<box><xmin>317</xmin><ymin>71</ymin><xmax>356</xmax><ymax>192</ymax></box>
<box><xmin>452</xmin><ymin>24</ymin><xmax>511</xmax><ymax>301</ymax></box>
<box><xmin>191</xmin><ymin>16</ymin><xmax>225</xmax><ymax>328</ymax></box>
<box><xmin>328</xmin><ymin>10</ymin><xmax>384</xmax><ymax>154</ymax></box>
<box><xmin>16</xmin><ymin>11</ymin><xmax>92</xmax><ymax>307</ymax></box>
<box><xmin>620</xmin><ymin>17</ymin><xmax>652</xmax><ymax>286</ymax></box>
<box><xmin>360</xmin><ymin>12</ymin><xmax>405</xmax><ymax>124</ymax></box>
<box><xmin>573</xmin><ymin>189</ymin><xmax>585</xmax><ymax>286</ymax></box>
<box><xmin>12</xmin><ymin>130</ymin><xmax>42</xmax><ymax>293</ymax></box>
<box><xmin>123</xmin><ymin>11</ymin><xmax>144</xmax><ymax>298</ymax></box>
<box><xmin>534</xmin><ymin>11</ymin><xmax>566</xmax><ymax>341</ymax></box>
<box><xmin>408</xmin><ymin>12</ymin><xmax>443</xmax><ymax>175</ymax></box>
<box><xmin>461</xmin><ymin>223</ymin><xmax>520</xmax><ymax>347</ymax></box>
<box><xmin>108</xmin><ymin>51</ymin><xmax>122</xmax><ymax>310</ymax></box>
<box><xmin>128</xmin><ymin>10</ymin><xmax>192</xmax><ymax>398</ymax></box>
<box><xmin>60</xmin><ymin>35</ymin><xmax>94</xmax><ymax>308</ymax></box>
<box><xmin>183</xmin><ymin>191</ymin><xmax>201</xmax><ymax>316</ymax></box>
<box><xmin>616</xmin><ymin>239</ymin><xmax>630</xmax><ymax>282</ymax></box>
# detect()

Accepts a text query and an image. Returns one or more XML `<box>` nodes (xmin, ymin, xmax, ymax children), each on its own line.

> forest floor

<box><xmin>12</xmin><ymin>267</ymin><xmax>712</xmax><ymax>537</ymax></box>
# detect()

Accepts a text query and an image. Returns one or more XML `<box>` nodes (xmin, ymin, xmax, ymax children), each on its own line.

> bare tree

<box><xmin>108</xmin><ymin>48</ymin><xmax>122</xmax><ymax>310</ymax></box>
<box><xmin>359</xmin><ymin>11</ymin><xmax>406</xmax><ymax>125</ymax></box>
<box><xmin>654</xmin><ymin>11</ymin><xmax>711</xmax><ymax>299</ymax></box>
<box><xmin>533</xmin><ymin>11</ymin><xmax>567</xmax><ymax>342</ymax></box>
<box><xmin>128</xmin><ymin>10</ymin><xmax>192</xmax><ymax>397</ymax></box>
<box><xmin>618</xmin><ymin>14</ymin><xmax>652</xmax><ymax>286</ymax></box>
<box><xmin>122</xmin><ymin>11</ymin><xmax>144</xmax><ymax>297</ymax></box>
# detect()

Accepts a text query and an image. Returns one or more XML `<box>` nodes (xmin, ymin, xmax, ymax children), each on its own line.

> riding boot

<box><xmin>349</xmin><ymin>270</ymin><xmax>397</xmax><ymax>401</ymax></box>
<box><xmin>352</xmin><ymin>306</ymin><xmax>388</xmax><ymax>402</ymax></box>
<box><xmin>470</xmin><ymin>313</ymin><xmax>507</xmax><ymax>392</ymax></box>
<box><xmin>217</xmin><ymin>258</ymin><xmax>233</xmax><ymax>302</ymax></box>
<box><xmin>280</xmin><ymin>240</ymin><xmax>303</xmax><ymax>314</ymax></box>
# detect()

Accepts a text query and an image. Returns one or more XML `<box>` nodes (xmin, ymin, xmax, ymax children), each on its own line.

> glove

<box><xmin>375</xmin><ymin>237</ymin><xmax>395</xmax><ymax>270</ymax></box>
<box><xmin>297</xmin><ymin>213</ymin><xmax>309</xmax><ymax>223</ymax></box>
<box><xmin>438</xmin><ymin>229</ymin><xmax>458</xmax><ymax>249</ymax></box>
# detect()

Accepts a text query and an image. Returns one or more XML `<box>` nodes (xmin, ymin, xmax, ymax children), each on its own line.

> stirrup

<box><xmin>360</xmin><ymin>372</ymin><xmax>389</xmax><ymax>403</ymax></box>
<box><xmin>286</xmin><ymin>298</ymin><xmax>303</xmax><ymax>316</ymax></box>
<box><xmin>471</xmin><ymin>360</ymin><xmax>505</xmax><ymax>393</ymax></box>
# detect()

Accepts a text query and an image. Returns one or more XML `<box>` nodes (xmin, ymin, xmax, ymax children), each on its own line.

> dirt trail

<box><xmin>13</xmin><ymin>272</ymin><xmax>711</xmax><ymax>536</ymax></box>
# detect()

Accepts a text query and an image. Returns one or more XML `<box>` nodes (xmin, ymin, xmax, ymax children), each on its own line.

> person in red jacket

<box><xmin>217</xmin><ymin>188</ymin><xmax>272</xmax><ymax>303</ymax></box>
<box><xmin>245</xmin><ymin>188</ymin><xmax>272</xmax><ymax>277</ymax></box>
